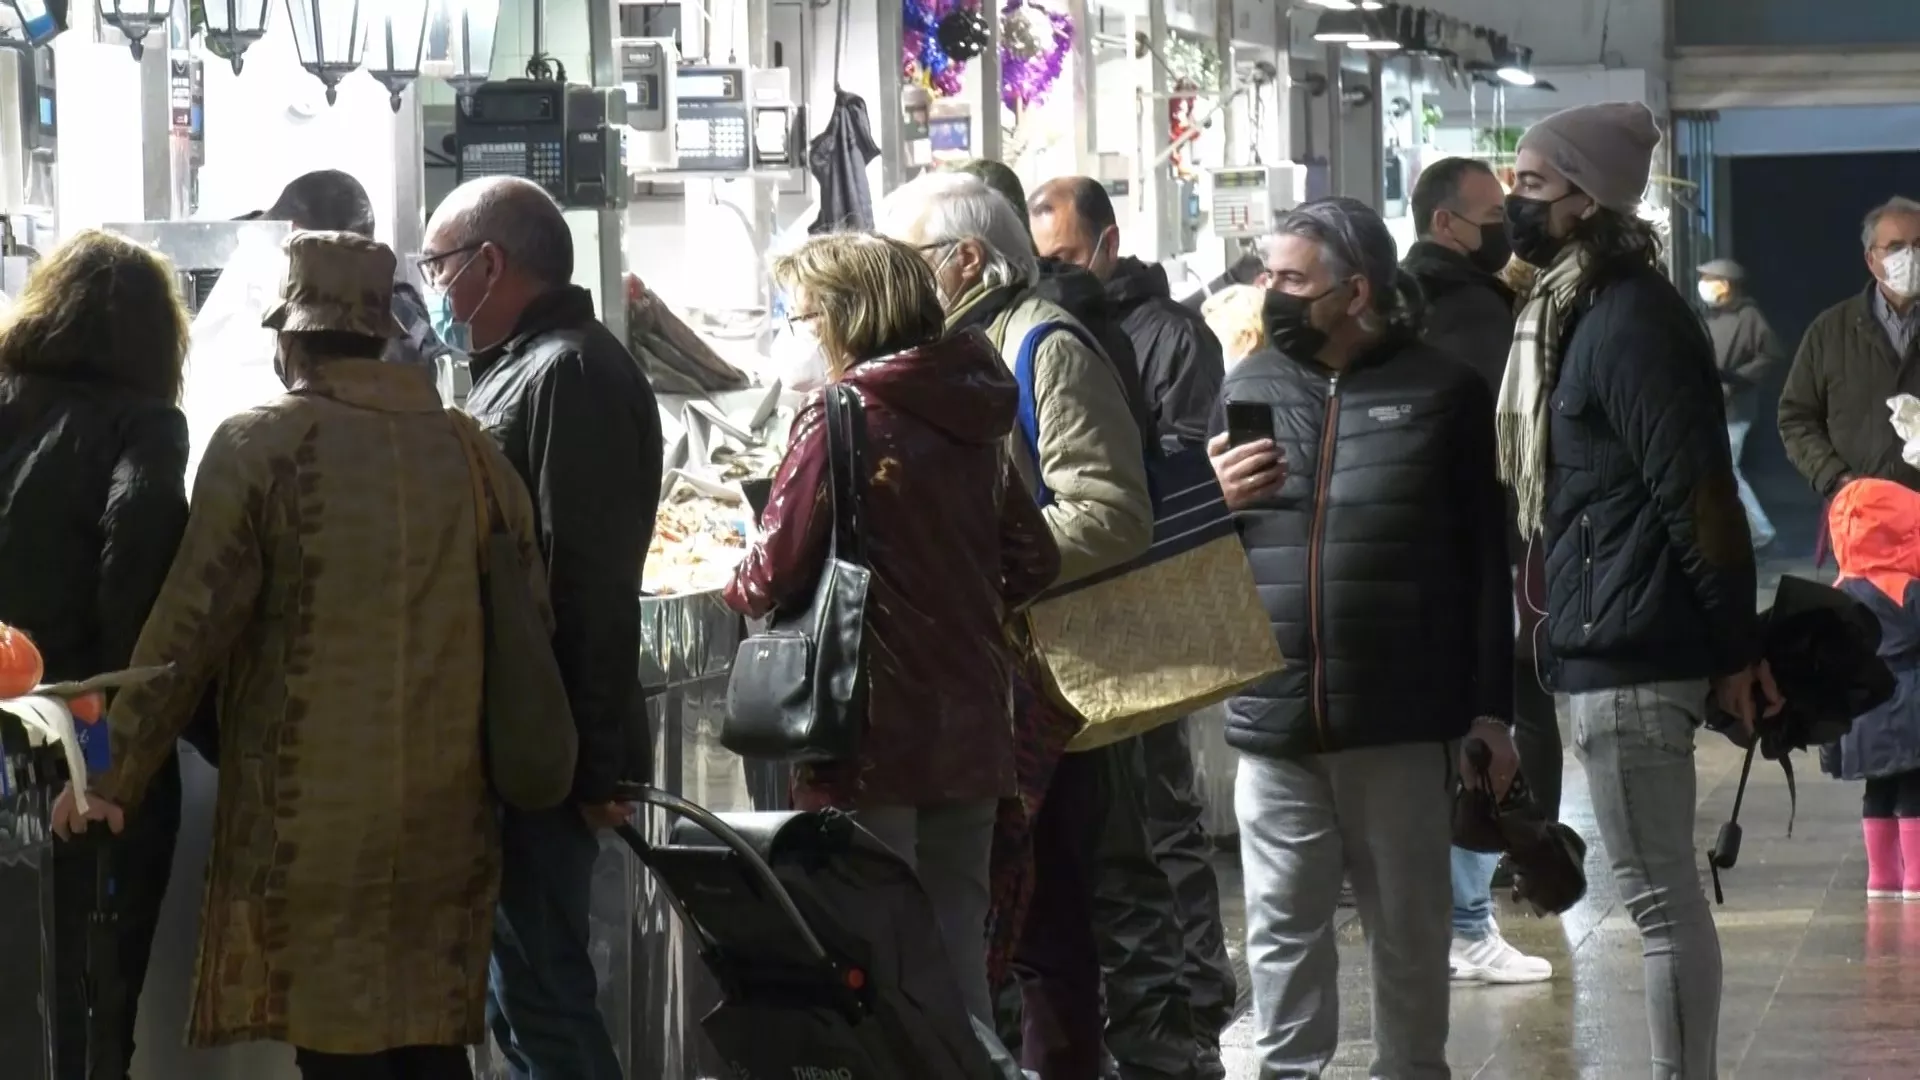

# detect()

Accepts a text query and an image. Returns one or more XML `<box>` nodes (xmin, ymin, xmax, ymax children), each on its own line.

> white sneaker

<box><xmin>1450</xmin><ymin>930</ymin><xmax>1553</xmax><ymax>985</ymax></box>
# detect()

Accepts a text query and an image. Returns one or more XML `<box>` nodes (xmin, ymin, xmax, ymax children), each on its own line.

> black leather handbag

<box><xmin>723</xmin><ymin>384</ymin><xmax>871</xmax><ymax>762</ymax></box>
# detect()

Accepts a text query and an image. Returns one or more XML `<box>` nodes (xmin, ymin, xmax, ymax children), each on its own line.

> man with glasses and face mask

<box><xmin>877</xmin><ymin>170</ymin><xmax>1151</xmax><ymax>1080</ymax></box>
<box><xmin>1206</xmin><ymin>196</ymin><xmax>1515</xmax><ymax>1080</ymax></box>
<box><xmin>420</xmin><ymin>176</ymin><xmax>661</xmax><ymax>1080</ymax></box>
<box><xmin>1781</xmin><ymin>197</ymin><xmax>1920</xmax><ymax>501</ymax></box>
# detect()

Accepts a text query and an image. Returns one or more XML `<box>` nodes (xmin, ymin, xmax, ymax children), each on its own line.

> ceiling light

<box><xmin>1313</xmin><ymin>10</ymin><xmax>1368</xmax><ymax>43</ymax></box>
<box><xmin>286</xmin><ymin>0</ymin><xmax>368</xmax><ymax>105</ymax></box>
<box><xmin>1358</xmin><ymin>1</ymin><xmax>1384</xmax><ymax>9</ymax></box>
<box><xmin>202</xmin><ymin>0</ymin><xmax>273</xmax><ymax>74</ymax></box>
<box><xmin>99</xmin><ymin>0</ymin><xmax>171</xmax><ymax>59</ymax></box>
<box><xmin>1349</xmin><ymin>6</ymin><xmax>1402</xmax><ymax>49</ymax></box>
<box><xmin>1496</xmin><ymin>42</ymin><xmax>1535</xmax><ymax>85</ymax></box>
<box><xmin>1306</xmin><ymin>0</ymin><xmax>1357</xmax><ymax>9</ymax></box>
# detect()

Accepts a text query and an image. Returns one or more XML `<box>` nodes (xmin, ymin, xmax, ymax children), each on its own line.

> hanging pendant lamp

<box><xmin>286</xmin><ymin>0</ymin><xmax>368</xmax><ymax>105</ymax></box>
<box><xmin>202</xmin><ymin>0</ymin><xmax>273</xmax><ymax>74</ymax></box>
<box><xmin>364</xmin><ymin>0</ymin><xmax>431</xmax><ymax>110</ymax></box>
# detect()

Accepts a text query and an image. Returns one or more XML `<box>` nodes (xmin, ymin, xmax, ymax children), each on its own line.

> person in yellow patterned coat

<box><xmin>52</xmin><ymin>231</ymin><xmax>547</xmax><ymax>1080</ymax></box>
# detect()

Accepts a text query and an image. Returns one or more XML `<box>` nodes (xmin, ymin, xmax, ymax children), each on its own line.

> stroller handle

<box><xmin>615</xmin><ymin>787</ymin><xmax>833</xmax><ymax>966</ymax></box>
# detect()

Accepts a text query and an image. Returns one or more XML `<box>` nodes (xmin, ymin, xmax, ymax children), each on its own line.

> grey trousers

<box><xmin>859</xmin><ymin>800</ymin><xmax>999</xmax><ymax>1025</ymax></box>
<box><xmin>1566</xmin><ymin>682</ymin><xmax>1722</xmax><ymax>1080</ymax></box>
<box><xmin>1237</xmin><ymin>743</ymin><xmax>1452</xmax><ymax>1080</ymax></box>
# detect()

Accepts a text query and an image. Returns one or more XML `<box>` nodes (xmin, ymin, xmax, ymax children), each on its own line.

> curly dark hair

<box><xmin>0</xmin><ymin>228</ymin><xmax>189</xmax><ymax>403</ymax></box>
<box><xmin>1571</xmin><ymin>203</ymin><xmax>1663</xmax><ymax>288</ymax></box>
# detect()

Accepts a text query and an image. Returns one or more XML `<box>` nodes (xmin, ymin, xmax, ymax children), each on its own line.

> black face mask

<box><xmin>1505</xmin><ymin>194</ymin><xmax>1569</xmax><ymax>267</ymax></box>
<box><xmin>1468</xmin><ymin>221</ymin><xmax>1513</xmax><ymax>275</ymax></box>
<box><xmin>1263</xmin><ymin>284</ymin><xmax>1343</xmax><ymax>360</ymax></box>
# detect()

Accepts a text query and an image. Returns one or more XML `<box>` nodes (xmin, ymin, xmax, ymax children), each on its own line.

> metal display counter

<box><xmin>474</xmin><ymin>589</ymin><xmax>777</xmax><ymax>1080</ymax></box>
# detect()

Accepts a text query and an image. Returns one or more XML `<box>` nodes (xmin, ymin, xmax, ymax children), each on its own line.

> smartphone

<box><xmin>1225</xmin><ymin>400</ymin><xmax>1276</xmax><ymax>447</ymax></box>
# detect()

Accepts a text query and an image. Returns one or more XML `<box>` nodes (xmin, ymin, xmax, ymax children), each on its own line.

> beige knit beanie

<box><xmin>1517</xmin><ymin>102</ymin><xmax>1661</xmax><ymax>214</ymax></box>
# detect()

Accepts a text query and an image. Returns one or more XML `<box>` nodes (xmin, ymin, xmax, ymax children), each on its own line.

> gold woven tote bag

<box><xmin>1007</xmin><ymin>321</ymin><xmax>1282</xmax><ymax>752</ymax></box>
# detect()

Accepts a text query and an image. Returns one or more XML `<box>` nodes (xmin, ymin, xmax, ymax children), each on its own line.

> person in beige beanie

<box><xmin>1495</xmin><ymin>101</ymin><xmax>1779</xmax><ymax>1080</ymax></box>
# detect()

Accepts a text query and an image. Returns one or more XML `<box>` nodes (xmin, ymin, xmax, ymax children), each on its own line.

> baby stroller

<box><xmin>614</xmin><ymin>787</ymin><xmax>1022</xmax><ymax>1080</ymax></box>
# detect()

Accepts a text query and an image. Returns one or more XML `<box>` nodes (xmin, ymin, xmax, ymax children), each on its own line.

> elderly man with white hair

<box><xmin>420</xmin><ymin>176</ymin><xmax>662</xmax><ymax>1080</ymax></box>
<box><xmin>878</xmin><ymin>170</ymin><xmax>1151</xmax><ymax>1080</ymax></box>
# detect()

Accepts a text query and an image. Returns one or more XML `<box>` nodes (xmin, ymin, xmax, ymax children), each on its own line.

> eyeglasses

<box><xmin>784</xmin><ymin>311</ymin><xmax>821</xmax><ymax>334</ymax></box>
<box><xmin>1877</xmin><ymin>241</ymin><xmax>1918</xmax><ymax>257</ymax></box>
<box><xmin>413</xmin><ymin>241</ymin><xmax>494</xmax><ymax>285</ymax></box>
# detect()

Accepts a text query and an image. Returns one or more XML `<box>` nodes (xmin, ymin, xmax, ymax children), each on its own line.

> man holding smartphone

<box><xmin>1206</xmin><ymin>197</ymin><xmax>1516</xmax><ymax>1080</ymax></box>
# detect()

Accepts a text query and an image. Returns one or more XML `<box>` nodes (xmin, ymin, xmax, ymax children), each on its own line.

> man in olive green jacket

<box><xmin>879</xmin><ymin>170</ymin><xmax>1153</xmax><ymax>1079</ymax></box>
<box><xmin>1779</xmin><ymin>197</ymin><xmax>1920</xmax><ymax>499</ymax></box>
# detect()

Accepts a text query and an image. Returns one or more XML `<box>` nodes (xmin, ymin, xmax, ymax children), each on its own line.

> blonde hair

<box><xmin>772</xmin><ymin>233</ymin><xmax>946</xmax><ymax>377</ymax></box>
<box><xmin>1202</xmin><ymin>285</ymin><xmax>1268</xmax><ymax>366</ymax></box>
<box><xmin>0</xmin><ymin>229</ymin><xmax>189</xmax><ymax>403</ymax></box>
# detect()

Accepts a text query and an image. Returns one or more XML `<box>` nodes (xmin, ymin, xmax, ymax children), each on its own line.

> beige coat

<box><xmin>96</xmin><ymin>359</ymin><xmax>546</xmax><ymax>1054</ymax></box>
<box><xmin>979</xmin><ymin>293</ymin><xmax>1152</xmax><ymax>584</ymax></box>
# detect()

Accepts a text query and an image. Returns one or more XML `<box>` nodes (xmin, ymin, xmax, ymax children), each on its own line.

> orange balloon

<box><xmin>0</xmin><ymin>622</ymin><xmax>44</xmax><ymax>698</ymax></box>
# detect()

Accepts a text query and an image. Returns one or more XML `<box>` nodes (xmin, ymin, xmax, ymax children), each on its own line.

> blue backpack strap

<box><xmin>1012</xmin><ymin>319</ymin><xmax>1101</xmax><ymax>508</ymax></box>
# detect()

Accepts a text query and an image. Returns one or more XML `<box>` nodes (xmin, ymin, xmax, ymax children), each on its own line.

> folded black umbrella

<box><xmin>1703</xmin><ymin>575</ymin><xmax>1895</xmax><ymax>901</ymax></box>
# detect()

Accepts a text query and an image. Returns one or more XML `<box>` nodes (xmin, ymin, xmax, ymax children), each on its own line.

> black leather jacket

<box><xmin>465</xmin><ymin>287</ymin><xmax>663</xmax><ymax>802</ymax></box>
<box><xmin>1210</xmin><ymin>333</ymin><xmax>1512</xmax><ymax>759</ymax></box>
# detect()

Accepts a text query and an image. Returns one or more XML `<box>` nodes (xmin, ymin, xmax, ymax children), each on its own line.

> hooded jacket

<box><xmin>1105</xmin><ymin>256</ymin><xmax>1225</xmax><ymax>451</ymax></box>
<box><xmin>725</xmin><ymin>332</ymin><xmax>1062</xmax><ymax>806</ymax></box>
<box><xmin>1033</xmin><ymin>256</ymin><xmax>1159</xmax><ymax>453</ymax></box>
<box><xmin>1826</xmin><ymin>478</ymin><xmax>1920</xmax><ymax>781</ymax></box>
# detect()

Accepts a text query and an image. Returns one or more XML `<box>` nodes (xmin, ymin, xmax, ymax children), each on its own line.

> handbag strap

<box><xmin>1010</xmin><ymin>320</ymin><xmax>1102</xmax><ymax>509</ymax></box>
<box><xmin>822</xmin><ymin>383</ymin><xmax>868</xmax><ymax>566</ymax></box>
<box><xmin>446</xmin><ymin>409</ymin><xmax>505</xmax><ymax>573</ymax></box>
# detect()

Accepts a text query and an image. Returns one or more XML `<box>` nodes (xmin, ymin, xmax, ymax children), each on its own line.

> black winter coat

<box><xmin>465</xmin><ymin>286</ymin><xmax>664</xmax><ymax>803</ymax></box>
<box><xmin>1825</xmin><ymin>578</ymin><xmax>1920</xmax><ymax>781</ymax></box>
<box><xmin>0</xmin><ymin>374</ymin><xmax>189</xmax><ymax>683</ymax></box>
<box><xmin>1543</xmin><ymin>262</ymin><xmax>1761</xmax><ymax>692</ymax></box>
<box><xmin>1209</xmin><ymin>333</ymin><xmax>1513</xmax><ymax>759</ymax></box>
<box><xmin>1105</xmin><ymin>257</ymin><xmax>1225</xmax><ymax>451</ymax></box>
<box><xmin>1033</xmin><ymin>257</ymin><xmax>1159</xmax><ymax>454</ymax></box>
<box><xmin>1400</xmin><ymin>241</ymin><xmax>1516</xmax><ymax>391</ymax></box>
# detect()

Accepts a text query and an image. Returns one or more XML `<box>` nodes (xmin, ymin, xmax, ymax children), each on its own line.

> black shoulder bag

<box><xmin>723</xmin><ymin>384</ymin><xmax>872</xmax><ymax>762</ymax></box>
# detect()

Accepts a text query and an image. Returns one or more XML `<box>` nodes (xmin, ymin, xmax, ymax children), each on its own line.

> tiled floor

<box><xmin>1215</xmin><ymin>564</ymin><xmax>1920</xmax><ymax>1078</ymax></box>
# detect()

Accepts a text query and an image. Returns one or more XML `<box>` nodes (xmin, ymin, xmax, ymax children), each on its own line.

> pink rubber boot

<box><xmin>1899</xmin><ymin>818</ymin><xmax>1920</xmax><ymax>899</ymax></box>
<box><xmin>1866</xmin><ymin>818</ymin><xmax>1902</xmax><ymax>898</ymax></box>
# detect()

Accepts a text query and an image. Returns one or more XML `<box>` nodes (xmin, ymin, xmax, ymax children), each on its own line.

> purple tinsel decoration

<box><xmin>1000</xmin><ymin>0</ymin><xmax>1072</xmax><ymax>111</ymax></box>
<box><xmin>903</xmin><ymin>0</ymin><xmax>974</xmax><ymax>97</ymax></box>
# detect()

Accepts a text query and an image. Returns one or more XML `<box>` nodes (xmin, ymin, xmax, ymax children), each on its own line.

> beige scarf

<box><xmin>1497</xmin><ymin>246</ymin><xmax>1587</xmax><ymax>537</ymax></box>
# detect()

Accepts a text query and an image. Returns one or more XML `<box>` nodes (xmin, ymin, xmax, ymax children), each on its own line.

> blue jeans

<box><xmin>1726</xmin><ymin>420</ymin><xmax>1775</xmax><ymax>548</ymax></box>
<box><xmin>1449</xmin><ymin>846</ymin><xmax>1500</xmax><ymax>941</ymax></box>
<box><xmin>486</xmin><ymin>805</ymin><xmax>622</xmax><ymax>1080</ymax></box>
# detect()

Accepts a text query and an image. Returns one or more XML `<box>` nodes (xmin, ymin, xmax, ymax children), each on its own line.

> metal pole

<box><xmin>1323</xmin><ymin>47</ymin><xmax>1344</xmax><ymax>199</ymax></box>
<box><xmin>1068</xmin><ymin>0</ymin><xmax>1093</xmax><ymax>174</ymax></box>
<box><xmin>1143</xmin><ymin>0</ymin><xmax>1170</xmax><ymax>259</ymax></box>
<box><xmin>877</xmin><ymin>0</ymin><xmax>906</xmax><ymax>192</ymax></box>
<box><xmin>1367</xmin><ymin>54</ymin><xmax>1385</xmax><ymax>211</ymax></box>
<box><xmin>588</xmin><ymin>0</ymin><xmax>628</xmax><ymax>342</ymax></box>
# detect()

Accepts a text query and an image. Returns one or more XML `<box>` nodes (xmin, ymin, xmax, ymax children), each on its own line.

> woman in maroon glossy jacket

<box><xmin>724</xmin><ymin>233</ymin><xmax>1060</xmax><ymax>1022</ymax></box>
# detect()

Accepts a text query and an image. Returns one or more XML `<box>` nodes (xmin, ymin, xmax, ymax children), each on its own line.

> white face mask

<box><xmin>1697</xmin><ymin>280</ymin><xmax>1727</xmax><ymax>306</ymax></box>
<box><xmin>1885</xmin><ymin>248</ymin><xmax>1920</xmax><ymax>299</ymax></box>
<box><xmin>770</xmin><ymin>324</ymin><xmax>828</xmax><ymax>393</ymax></box>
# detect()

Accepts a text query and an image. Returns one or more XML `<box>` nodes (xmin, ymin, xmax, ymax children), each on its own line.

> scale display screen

<box><xmin>678</xmin><ymin>71</ymin><xmax>740</xmax><ymax>101</ymax></box>
<box><xmin>466</xmin><ymin>89</ymin><xmax>560</xmax><ymax>124</ymax></box>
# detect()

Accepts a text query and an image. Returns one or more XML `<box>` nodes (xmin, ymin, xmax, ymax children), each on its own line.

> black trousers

<box><xmin>1513</xmin><ymin>656</ymin><xmax>1563</xmax><ymax>822</ymax></box>
<box><xmin>53</xmin><ymin>751</ymin><xmax>181</xmax><ymax>1080</ymax></box>
<box><xmin>294</xmin><ymin>1045</ymin><xmax>474</xmax><ymax>1080</ymax></box>
<box><xmin>1864</xmin><ymin>770</ymin><xmax>1920</xmax><ymax>818</ymax></box>
<box><xmin>1104</xmin><ymin>720</ymin><xmax>1235</xmax><ymax>1073</ymax></box>
<box><xmin>1092</xmin><ymin>732</ymin><xmax>1202</xmax><ymax>1080</ymax></box>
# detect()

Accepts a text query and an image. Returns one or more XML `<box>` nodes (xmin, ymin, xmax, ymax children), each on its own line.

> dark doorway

<box><xmin>1727</xmin><ymin>150</ymin><xmax>1920</xmax><ymax>557</ymax></box>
